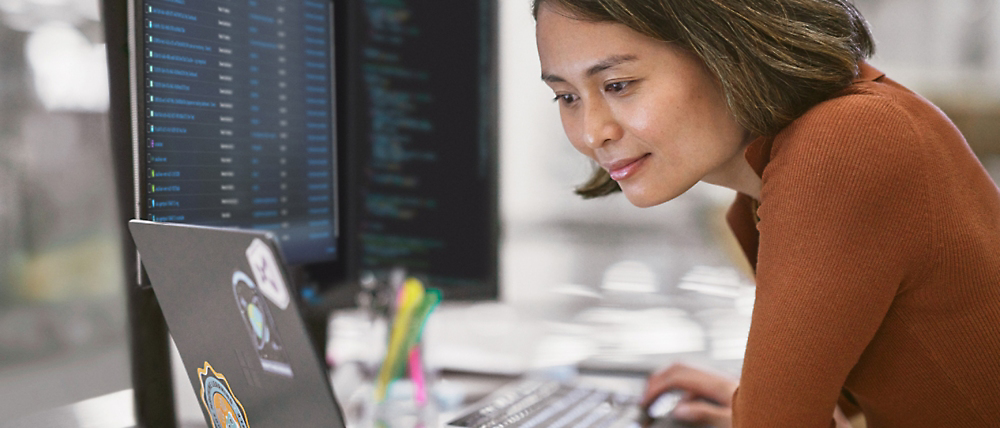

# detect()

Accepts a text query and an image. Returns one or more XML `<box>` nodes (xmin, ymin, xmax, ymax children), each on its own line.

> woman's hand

<box><xmin>643</xmin><ymin>363</ymin><xmax>856</xmax><ymax>427</ymax></box>
<box><xmin>833</xmin><ymin>405</ymin><xmax>853</xmax><ymax>428</ymax></box>
<box><xmin>642</xmin><ymin>363</ymin><xmax>738</xmax><ymax>427</ymax></box>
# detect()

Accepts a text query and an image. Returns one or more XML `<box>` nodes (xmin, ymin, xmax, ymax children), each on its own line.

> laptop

<box><xmin>129</xmin><ymin>220</ymin><xmax>346</xmax><ymax>427</ymax></box>
<box><xmin>130</xmin><ymin>220</ymin><xmax>679</xmax><ymax>428</ymax></box>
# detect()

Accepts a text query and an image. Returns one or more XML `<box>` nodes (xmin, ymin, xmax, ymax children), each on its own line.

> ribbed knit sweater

<box><xmin>725</xmin><ymin>63</ymin><xmax>1000</xmax><ymax>427</ymax></box>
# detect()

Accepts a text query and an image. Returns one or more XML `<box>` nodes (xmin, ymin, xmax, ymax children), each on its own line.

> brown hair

<box><xmin>534</xmin><ymin>0</ymin><xmax>875</xmax><ymax>198</ymax></box>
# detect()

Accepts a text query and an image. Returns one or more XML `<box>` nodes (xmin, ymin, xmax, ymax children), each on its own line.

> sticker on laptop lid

<box><xmin>198</xmin><ymin>362</ymin><xmax>250</xmax><ymax>428</ymax></box>
<box><xmin>233</xmin><ymin>270</ymin><xmax>293</xmax><ymax>378</ymax></box>
<box><xmin>245</xmin><ymin>238</ymin><xmax>290</xmax><ymax>310</ymax></box>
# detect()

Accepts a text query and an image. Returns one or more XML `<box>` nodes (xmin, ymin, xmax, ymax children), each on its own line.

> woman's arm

<box><xmin>732</xmin><ymin>95</ymin><xmax>928</xmax><ymax>427</ymax></box>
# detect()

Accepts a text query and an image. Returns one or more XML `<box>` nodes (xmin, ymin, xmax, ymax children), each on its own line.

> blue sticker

<box><xmin>232</xmin><ymin>270</ymin><xmax>293</xmax><ymax>377</ymax></box>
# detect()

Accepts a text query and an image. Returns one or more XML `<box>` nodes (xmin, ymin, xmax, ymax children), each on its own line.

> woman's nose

<box><xmin>581</xmin><ymin>101</ymin><xmax>623</xmax><ymax>149</ymax></box>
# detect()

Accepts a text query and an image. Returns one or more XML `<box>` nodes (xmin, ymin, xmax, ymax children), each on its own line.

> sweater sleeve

<box><xmin>731</xmin><ymin>95</ymin><xmax>931</xmax><ymax>427</ymax></box>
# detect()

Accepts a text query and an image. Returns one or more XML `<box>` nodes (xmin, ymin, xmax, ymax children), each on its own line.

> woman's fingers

<box><xmin>642</xmin><ymin>363</ymin><xmax>738</xmax><ymax>407</ymax></box>
<box><xmin>642</xmin><ymin>363</ymin><xmax>738</xmax><ymax>428</ymax></box>
<box><xmin>645</xmin><ymin>363</ymin><xmax>851</xmax><ymax>428</ymax></box>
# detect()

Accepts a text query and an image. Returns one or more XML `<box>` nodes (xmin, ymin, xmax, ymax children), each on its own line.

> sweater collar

<box><xmin>742</xmin><ymin>62</ymin><xmax>885</xmax><ymax>179</ymax></box>
<box><xmin>854</xmin><ymin>61</ymin><xmax>886</xmax><ymax>84</ymax></box>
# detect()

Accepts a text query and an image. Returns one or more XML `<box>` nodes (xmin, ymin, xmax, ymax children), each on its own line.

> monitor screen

<box><xmin>341</xmin><ymin>0</ymin><xmax>498</xmax><ymax>299</ymax></box>
<box><xmin>137</xmin><ymin>0</ymin><xmax>339</xmax><ymax>266</ymax></box>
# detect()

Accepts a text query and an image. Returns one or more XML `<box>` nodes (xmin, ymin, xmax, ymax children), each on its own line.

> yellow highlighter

<box><xmin>375</xmin><ymin>278</ymin><xmax>425</xmax><ymax>402</ymax></box>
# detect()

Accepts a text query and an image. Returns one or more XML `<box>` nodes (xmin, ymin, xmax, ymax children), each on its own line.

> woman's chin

<box><xmin>620</xmin><ymin>185</ymin><xmax>677</xmax><ymax>208</ymax></box>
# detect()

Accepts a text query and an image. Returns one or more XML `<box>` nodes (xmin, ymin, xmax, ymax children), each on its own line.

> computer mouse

<box><xmin>646</xmin><ymin>389</ymin><xmax>683</xmax><ymax>420</ymax></box>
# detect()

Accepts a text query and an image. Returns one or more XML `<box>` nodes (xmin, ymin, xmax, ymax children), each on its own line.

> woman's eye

<box><xmin>552</xmin><ymin>94</ymin><xmax>578</xmax><ymax>104</ymax></box>
<box><xmin>604</xmin><ymin>81</ymin><xmax>630</xmax><ymax>93</ymax></box>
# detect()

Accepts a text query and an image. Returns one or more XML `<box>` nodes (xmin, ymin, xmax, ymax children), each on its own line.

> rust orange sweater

<box><xmin>726</xmin><ymin>63</ymin><xmax>1000</xmax><ymax>427</ymax></box>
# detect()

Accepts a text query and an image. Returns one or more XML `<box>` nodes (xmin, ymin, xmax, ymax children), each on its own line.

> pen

<box><xmin>375</xmin><ymin>278</ymin><xmax>424</xmax><ymax>401</ymax></box>
<box><xmin>409</xmin><ymin>346</ymin><xmax>427</xmax><ymax>406</ymax></box>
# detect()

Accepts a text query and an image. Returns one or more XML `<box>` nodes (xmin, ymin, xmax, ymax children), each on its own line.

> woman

<box><xmin>534</xmin><ymin>0</ymin><xmax>1000</xmax><ymax>427</ymax></box>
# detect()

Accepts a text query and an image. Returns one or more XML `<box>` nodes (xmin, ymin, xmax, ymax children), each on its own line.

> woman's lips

<box><xmin>606</xmin><ymin>154</ymin><xmax>650</xmax><ymax>181</ymax></box>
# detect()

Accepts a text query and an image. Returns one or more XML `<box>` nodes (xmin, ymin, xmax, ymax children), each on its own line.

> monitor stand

<box><xmin>102</xmin><ymin>1</ymin><xmax>177</xmax><ymax>425</ymax></box>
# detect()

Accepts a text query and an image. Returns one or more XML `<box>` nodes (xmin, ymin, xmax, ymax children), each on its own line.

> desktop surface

<box><xmin>9</xmin><ymin>374</ymin><xmax>694</xmax><ymax>428</ymax></box>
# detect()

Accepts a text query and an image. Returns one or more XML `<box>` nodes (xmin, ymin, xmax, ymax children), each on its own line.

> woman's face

<box><xmin>536</xmin><ymin>6</ymin><xmax>754</xmax><ymax>207</ymax></box>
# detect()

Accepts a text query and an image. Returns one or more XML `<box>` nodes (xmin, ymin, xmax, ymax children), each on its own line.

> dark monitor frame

<box><xmin>103</xmin><ymin>1</ymin><xmax>177</xmax><ymax>426</ymax></box>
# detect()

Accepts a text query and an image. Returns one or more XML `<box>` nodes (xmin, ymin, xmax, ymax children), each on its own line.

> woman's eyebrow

<box><xmin>541</xmin><ymin>54</ymin><xmax>639</xmax><ymax>83</ymax></box>
<box><xmin>541</xmin><ymin>72</ymin><xmax>566</xmax><ymax>83</ymax></box>
<box><xmin>585</xmin><ymin>54</ymin><xmax>638</xmax><ymax>77</ymax></box>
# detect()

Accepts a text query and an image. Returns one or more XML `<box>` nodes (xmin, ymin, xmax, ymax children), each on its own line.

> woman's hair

<box><xmin>534</xmin><ymin>0</ymin><xmax>875</xmax><ymax>198</ymax></box>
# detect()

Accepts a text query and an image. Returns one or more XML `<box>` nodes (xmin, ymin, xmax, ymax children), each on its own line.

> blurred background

<box><xmin>0</xmin><ymin>0</ymin><xmax>999</xmax><ymax>420</ymax></box>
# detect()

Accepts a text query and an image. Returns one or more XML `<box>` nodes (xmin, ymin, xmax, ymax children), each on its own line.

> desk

<box><xmin>13</xmin><ymin>281</ymin><xmax>750</xmax><ymax>428</ymax></box>
<box><xmin>10</xmin><ymin>373</ymin><xmax>695</xmax><ymax>428</ymax></box>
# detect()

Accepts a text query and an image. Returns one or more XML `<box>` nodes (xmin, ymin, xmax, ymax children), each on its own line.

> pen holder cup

<box><xmin>339</xmin><ymin>276</ymin><xmax>441</xmax><ymax>427</ymax></box>
<box><xmin>371</xmin><ymin>343</ymin><xmax>438</xmax><ymax>428</ymax></box>
<box><xmin>332</xmin><ymin>323</ymin><xmax>438</xmax><ymax>428</ymax></box>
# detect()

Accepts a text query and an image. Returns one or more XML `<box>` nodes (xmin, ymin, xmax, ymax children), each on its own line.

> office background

<box><xmin>0</xmin><ymin>0</ymin><xmax>999</xmax><ymax>420</ymax></box>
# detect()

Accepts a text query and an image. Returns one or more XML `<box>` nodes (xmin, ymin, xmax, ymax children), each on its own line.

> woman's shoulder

<box><xmin>764</xmin><ymin>73</ymin><xmax>956</xmax><ymax>183</ymax></box>
<box><xmin>773</xmin><ymin>83</ymin><xmax>921</xmax><ymax>159</ymax></box>
<box><xmin>752</xmin><ymin>74</ymin><xmax>957</xmax><ymax>229</ymax></box>
<box><xmin>766</xmin><ymin>95</ymin><xmax>919</xmax><ymax>181</ymax></box>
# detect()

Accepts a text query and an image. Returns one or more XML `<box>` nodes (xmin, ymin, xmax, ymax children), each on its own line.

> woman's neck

<box><xmin>703</xmin><ymin>139</ymin><xmax>762</xmax><ymax>200</ymax></box>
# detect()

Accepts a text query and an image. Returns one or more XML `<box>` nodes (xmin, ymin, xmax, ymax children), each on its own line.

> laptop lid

<box><xmin>128</xmin><ymin>220</ymin><xmax>345</xmax><ymax>427</ymax></box>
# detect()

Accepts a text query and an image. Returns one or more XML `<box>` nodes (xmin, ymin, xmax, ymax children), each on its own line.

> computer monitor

<box><xmin>139</xmin><ymin>0</ymin><xmax>341</xmax><ymax>265</ymax></box>
<box><xmin>105</xmin><ymin>0</ymin><xmax>497</xmax><ymax>425</ymax></box>
<box><xmin>113</xmin><ymin>0</ymin><xmax>498</xmax><ymax>305</ymax></box>
<box><xmin>339</xmin><ymin>0</ymin><xmax>499</xmax><ymax>301</ymax></box>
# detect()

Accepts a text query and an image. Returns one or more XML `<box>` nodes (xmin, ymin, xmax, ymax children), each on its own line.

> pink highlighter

<box><xmin>409</xmin><ymin>346</ymin><xmax>427</xmax><ymax>406</ymax></box>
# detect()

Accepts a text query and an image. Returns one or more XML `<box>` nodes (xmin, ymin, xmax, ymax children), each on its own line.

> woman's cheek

<box><xmin>622</xmin><ymin>104</ymin><xmax>654</xmax><ymax>141</ymax></box>
<box><xmin>561</xmin><ymin>116</ymin><xmax>589</xmax><ymax>156</ymax></box>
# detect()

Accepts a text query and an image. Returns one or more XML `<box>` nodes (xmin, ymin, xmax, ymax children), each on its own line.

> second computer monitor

<box><xmin>340</xmin><ymin>0</ymin><xmax>499</xmax><ymax>300</ymax></box>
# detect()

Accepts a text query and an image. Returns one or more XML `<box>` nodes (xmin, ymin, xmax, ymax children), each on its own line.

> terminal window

<box><xmin>347</xmin><ymin>0</ymin><xmax>497</xmax><ymax>292</ymax></box>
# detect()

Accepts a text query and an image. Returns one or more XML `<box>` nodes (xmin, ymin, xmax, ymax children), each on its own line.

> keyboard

<box><xmin>446</xmin><ymin>379</ymin><xmax>644</xmax><ymax>428</ymax></box>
